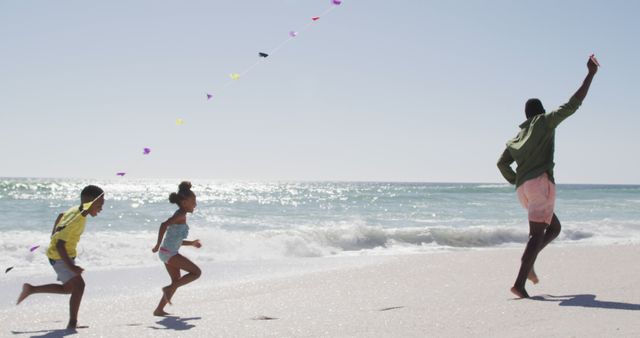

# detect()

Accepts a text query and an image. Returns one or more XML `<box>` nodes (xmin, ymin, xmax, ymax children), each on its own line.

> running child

<box><xmin>16</xmin><ymin>185</ymin><xmax>105</xmax><ymax>329</ymax></box>
<box><xmin>152</xmin><ymin>181</ymin><xmax>202</xmax><ymax>316</ymax></box>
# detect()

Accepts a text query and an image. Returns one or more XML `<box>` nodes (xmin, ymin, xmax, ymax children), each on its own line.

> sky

<box><xmin>1</xmin><ymin>0</ymin><xmax>638</xmax><ymax>184</ymax></box>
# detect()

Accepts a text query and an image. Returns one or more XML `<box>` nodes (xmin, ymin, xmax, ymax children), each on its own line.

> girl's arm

<box><xmin>152</xmin><ymin>222</ymin><xmax>170</xmax><ymax>252</ymax></box>
<box><xmin>182</xmin><ymin>239</ymin><xmax>202</xmax><ymax>248</ymax></box>
<box><xmin>152</xmin><ymin>212</ymin><xmax>185</xmax><ymax>252</ymax></box>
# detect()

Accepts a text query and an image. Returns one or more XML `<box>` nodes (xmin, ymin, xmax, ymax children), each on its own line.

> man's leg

<box><xmin>512</xmin><ymin>221</ymin><xmax>547</xmax><ymax>298</ymax></box>
<box><xmin>526</xmin><ymin>213</ymin><xmax>561</xmax><ymax>283</ymax></box>
<box><xmin>541</xmin><ymin>213</ymin><xmax>561</xmax><ymax>249</ymax></box>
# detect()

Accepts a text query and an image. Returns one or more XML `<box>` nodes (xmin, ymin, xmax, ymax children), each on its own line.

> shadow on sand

<box><xmin>530</xmin><ymin>294</ymin><xmax>640</xmax><ymax>311</ymax></box>
<box><xmin>11</xmin><ymin>328</ymin><xmax>78</xmax><ymax>338</ymax></box>
<box><xmin>148</xmin><ymin>316</ymin><xmax>201</xmax><ymax>331</ymax></box>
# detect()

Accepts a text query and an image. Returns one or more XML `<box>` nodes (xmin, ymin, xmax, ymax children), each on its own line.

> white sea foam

<box><xmin>3</xmin><ymin>219</ymin><xmax>639</xmax><ymax>278</ymax></box>
<box><xmin>2</xmin><ymin>179</ymin><xmax>639</xmax><ymax>278</ymax></box>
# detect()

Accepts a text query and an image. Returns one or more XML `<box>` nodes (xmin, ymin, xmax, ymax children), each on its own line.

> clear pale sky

<box><xmin>1</xmin><ymin>0</ymin><xmax>638</xmax><ymax>184</ymax></box>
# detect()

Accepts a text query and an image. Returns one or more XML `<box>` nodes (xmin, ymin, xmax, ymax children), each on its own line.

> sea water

<box><xmin>1</xmin><ymin>178</ymin><xmax>639</xmax><ymax>275</ymax></box>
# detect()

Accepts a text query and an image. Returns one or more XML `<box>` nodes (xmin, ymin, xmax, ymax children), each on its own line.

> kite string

<box><xmin>268</xmin><ymin>4</ymin><xmax>337</xmax><ymax>56</ymax></box>
<box><xmin>113</xmin><ymin>4</ymin><xmax>342</xmax><ymax>177</ymax></box>
<box><xmin>214</xmin><ymin>4</ymin><xmax>339</xmax><ymax>91</ymax></box>
<box><xmin>51</xmin><ymin>192</ymin><xmax>105</xmax><ymax>238</ymax></box>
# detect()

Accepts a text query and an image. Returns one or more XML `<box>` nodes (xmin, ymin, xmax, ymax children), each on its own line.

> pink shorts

<box><xmin>516</xmin><ymin>173</ymin><xmax>556</xmax><ymax>224</ymax></box>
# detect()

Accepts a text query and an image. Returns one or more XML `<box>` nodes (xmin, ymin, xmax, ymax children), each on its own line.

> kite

<box><xmin>176</xmin><ymin>118</ymin><xmax>184</xmax><ymax>126</ymax></box>
<box><xmin>204</xmin><ymin>2</ymin><xmax>342</xmax><ymax>102</ymax></box>
<box><xmin>5</xmin><ymin>267</ymin><xmax>13</xmax><ymax>273</ymax></box>
<box><xmin>116</xmin><ymin>172</ymin><xmax>126</xmax><ymax>177</ymax></box>
<box><xmin>143</xmin><ymin>148</ymin><xmax>151</xmax><ymax>155</ymax></box>
<box><xmin>29</xmin><ymin>245</ymin><xmax>40</xmax><ymax>252</ymax></box>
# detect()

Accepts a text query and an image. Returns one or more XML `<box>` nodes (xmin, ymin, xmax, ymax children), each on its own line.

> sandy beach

<box><xmin>2</xmin><ymin>244</ymin><xmax>639</xmax><ymax>337</ymax></box>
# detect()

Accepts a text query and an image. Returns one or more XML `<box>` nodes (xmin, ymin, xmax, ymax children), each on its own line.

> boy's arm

<box><xmin>50</xmin><ymin>213</ymin><xmax>64</xmax><ymax>236</ymax></box>
<box><xmin>55</xmin><ymin>240</ymin><xmax>83</xmax><ymax>275</ymax></box>
<box><xmin>497</xmin><ymin>148</ymin><xmax>517</xmax><ymax>185</ymax></box>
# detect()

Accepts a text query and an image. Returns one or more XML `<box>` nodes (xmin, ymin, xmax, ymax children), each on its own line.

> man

<box><xmin>497</xmin><ymin>56</ymin><xmax>599</xmax><ymax>298</ymax></box>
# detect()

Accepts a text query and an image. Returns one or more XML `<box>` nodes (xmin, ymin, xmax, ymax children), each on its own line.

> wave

<box><xmin>4</xmin><ymin>220</ymin><xmax>638</xmax><ymax>277</ymax></box>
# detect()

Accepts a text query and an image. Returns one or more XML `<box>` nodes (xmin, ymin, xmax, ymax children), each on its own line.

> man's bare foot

<box><xmin>67</xmin><ymin>319</ymin><xmax>78</xmax><ymax>329</ymax></box>
<box><xmin>153</xmin><ymin>309</ymin><xmax>171</xmax><ymax>316</ymax></box>
<box><xmin>16</xmin><ymin>284</ymin><xmax>32</xmax><ymax>305</ymax></box>
<box><xmin>510</xmin><ymin>286</ymin><xmax>530</xmax><ymax>298</ymax></box>
<box><xmin>162</xmin><ymin>286</ymin><xmax>174</xmax><ymax>305</ymax></box>
<box><xmin>528</xmin><ymin>269</ymin><xmax>539</xmax><ymax>284</ymax></box>
<box><xmin>64</xmin><ymin>320</ymin><xmax>87</xmax><ymax>330</ymax></box>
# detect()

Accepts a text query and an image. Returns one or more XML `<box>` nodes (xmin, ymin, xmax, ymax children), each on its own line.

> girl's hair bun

<box><xmin>169</xmin><ymin>192</ymin><xmax>180</xmax><ymax>204</ymax></box>
<box><xmin>178</xmin><ymin>181</ymin><xmax>192</xmax><ymax>192</ymax></box>
<box><xmin>169</xmin><ymin>181</ymin><xmax>195</xmax><ymax>204</ymax></box>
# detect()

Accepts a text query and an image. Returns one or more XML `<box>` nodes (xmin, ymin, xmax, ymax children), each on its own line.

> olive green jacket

<box><xmin>497</xmin><ymin>97</ymin><xmax>582</xmax><ymax>188</ymax></box>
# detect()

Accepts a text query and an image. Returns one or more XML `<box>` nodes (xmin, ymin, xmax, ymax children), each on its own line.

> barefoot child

<box><xmin>16</xmin><ymin>185</ymin><xmax>105</xmax><ymax>329</ymax></box>
<box><xmin>152</xmin><ymin>181</ymin><xmax>202</xmax><ymax>316</ymax></box>
<box><xmin>497</xmin><ymin>56</ymin><xmax>598</xmax><ymax>298</ymax></box>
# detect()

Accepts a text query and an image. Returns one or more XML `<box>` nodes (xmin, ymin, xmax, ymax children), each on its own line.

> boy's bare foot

<box><xmin>528</xmin><ymin>269</ymin><xmax>539</xmax><ymax>284</ymax></box>
<box><xmin>153</xmin><ymin>309</ymin><xmax>171</xmax><ymax>317</ymax></box>
<box><xmin>510</xmin><ymin>286</ymin><xmax>530</xmax><ymax>298</ymax></box>
<box><xmin>162</xmin><ymin>286</ymin><xmax>174</xmax><ymax>305</ymax></box>
<box><xmin>16</xmin><ymin>284</ymin><xmax>32</xmax><ymax>305</ymax></box>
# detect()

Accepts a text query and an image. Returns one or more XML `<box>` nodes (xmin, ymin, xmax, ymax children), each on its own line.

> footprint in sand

<box><xmin>378</xmin><ymin>306</ymin><xmax>405</xmax><ymax>312</ymax></box>
<box><xmin>252</xmin><ymin>315</ymin><xmax>278</xmax><ymax>320</ymax></box>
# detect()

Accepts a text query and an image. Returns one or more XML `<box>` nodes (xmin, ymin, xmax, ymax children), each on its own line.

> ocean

<box><xmin>1</xmin><ymin>178</ymin><xmax>639</xmax><ymax>276</ymax></box>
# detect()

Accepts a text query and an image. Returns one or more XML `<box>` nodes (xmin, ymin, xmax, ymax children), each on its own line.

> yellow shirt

<box><xmin>46</xmin><ymin>206</ymin><xmax>87</xmax><ymax>260</ymax></box>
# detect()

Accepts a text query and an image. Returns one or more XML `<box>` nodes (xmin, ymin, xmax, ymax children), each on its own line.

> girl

<box><xmin>152</xmin><ymin>181</ymin><xmax>202</xmax><ymax>316</ymax></box>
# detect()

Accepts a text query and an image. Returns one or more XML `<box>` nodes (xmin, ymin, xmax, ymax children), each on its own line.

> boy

<box><xmin>497</xmin><ymin>56</ymin><xmax>598</xmax><ymax>298</ymax></box>
<box><xmin>17</xmin><ymin>185</ymin><xmax>105</xmax><ymax>329</ymax></box>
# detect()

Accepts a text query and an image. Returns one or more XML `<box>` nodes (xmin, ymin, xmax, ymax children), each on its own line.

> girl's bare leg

<box><xmin>154</xmin><ymin>263</ymin><xmax>181</xmax><ymax>316</ymax></box>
